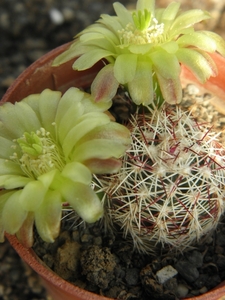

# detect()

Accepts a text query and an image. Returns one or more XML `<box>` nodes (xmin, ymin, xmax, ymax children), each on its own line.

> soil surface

<box><xmin>33</xmin><ymin>213</ymin><xmax>225</xmax><ymax>300</ymax></box>
<box><xmin>1</xmin><ymin>0</ymin><xmax>225</xmax><ymax>299</ymax></box>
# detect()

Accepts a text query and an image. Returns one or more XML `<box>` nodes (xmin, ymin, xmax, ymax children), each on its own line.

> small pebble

<box><xmin>186</xmin><ymin>250</ymin><xmax>203</xmax><ymax>268</ymax></box>
<box><xmin>49</xmin><ymin>8</ymin><xmax>64</xmax><ymax>25</ymax></box>
<box><xmin>176</xmin><ymin>283</ymin><xmax>189</xmax><ymax>298</ymax></box>
<box><xmin>175</xmin><ymin>259</ymin><xmax>199</xmax><ymax>283</ymax></box>
<box><xmin>80</xmin><ymin>233</ymin><xmax>93</xmax><ymax>243</ymax></box>
<box><xmin>125</xmin><ymin>268</ymin><xmax>140</xmax><ymax>286</ymax></box>
<box><xmin>0</xmin><ymin>284</ymin><xmax>4</xmax><ymax>296</ymax></box>
<box><xmin>62</xmin><ymin>7</ymin><xmax>75</xmax><ymax>21</ymax></box>
<box><xmin>199</xmin><ymin>286</ymin><xmax>208</xmax><ymax>294</ymax></box>
<box><xmin>156</xmin><ymin>265</ymin><xmax>178</xmax><ymax>284</ymax></box>
<box><xmin>187</xmin><ymin>84</ymin><xmax>200</xmax><ymax>95</ymax></box>
<box><xmin>216</xmin><ymin>232</ymin><xmax>225</xmax><ymax>247</ymax></box>
<box><xmin>216</xmin><ymin>254</ymin><xmax>225</xmax><ymax>270</ymax></box>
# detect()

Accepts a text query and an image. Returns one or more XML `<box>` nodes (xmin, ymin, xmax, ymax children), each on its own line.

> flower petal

<box><xmin>72</xmin><ymin>139</ymin><xmax>128</xmax><ymax>163</ymax></box>
<box><xmin>0</xmin><ymin>101</ymin><xmax>41</xmax><ymax>139</ymax></box>
<box><xmin>156</xmin><ymin>2</ymin><xmax>180</xmax><ymax>34</ymax></box>
<box><xmin>0</xmin><ymin>159</ymin><xmax>24</xmax><ymax>176</ymax></box>
<box><xmin>151</xmin><ymin>49</ymin><xmax>180</xmax><ymax>79</ymax></box>
<box><xmin>60</xmin><ymin>180</ymin><xmax>103</xmax><ymax>223</ymax></box>
<box><xmin>80</xmin><ymin>25</ymin><xmax>120</xmax><ymax>45</ymax></box>
<box><xmin>62</xmin><ymin>162</ymin><xmax>92</xmax><ymax>185</ymax></box>
<box><xmin>170</xmin><ymin>10</ymin><xmax>211</xmax><ymax>37</ymax></box>
<box><xmin>56</xmin><ymin>105</ymin><xmax>84</xmax><ymax>145</ymax></box>
<box><xmin>0</xmin><ymin>190</ymin><xmax>15</xmax><ymax>241</ymax></box>
<box><xmin>80</xmin><ymin>35</ymin><xmax>116</xmax><ymax>53</ymax></box>
<box><xmin>91</xmin><ymin>64</ymin><xmax>119</xmax><ymax>103</ymax></box>
<box><xmin>155</xmin><ymin>71</ymin><xmax>182</xmax><ymax>104</ymax></box>
<box><xmin>78</xmin><ymin>121</ymin><xmax>131</xmax><ymax>146</ymax></box>
<box><xmin>23</xmin><ymin>94</ymin><xmax>40</xmax><ymax>114</ymax></box>
<box><xmin>151</xmin><ymin>50</ymin><xmax>182</xmax><ymax>104</ymax></box>
<box><xmin>176</xmin><ymin>48</ymin><xmax>218</xmax><ymax>82</ymax></box>
<box><xmin>52</xmin><ymin>39</ymin><xmax>85</xmax><ymax>66</ymax></box>
<box><xmin>129</xmin><ymin>44</ymin><xmax>152</xmax><ymax>55</ymax></box>
<box><xmin>114</xmin><ymin>54</ymin><xmax>137</xmax><ymax>84</ymax></box>
<box><xmin>113</xmin><ymin>2</ymin><xmax>133</xmax><ymax>27</ymax></box>
<box><xmin>82</xmin><ymin>91</ymin><xmax>112</xmax><ymax>113</ymax></box>
<box><xmin>160</xmin><ymin>41</ymin><xmax>178</xmax><ymax>54</ymax></box>
<box><xmin>16</xmin><ymin>212</ymin><xmax>34</xmax><ymax>247</ymax></box>
<box><xmin>201</xmin><ymin>31</ymin><xmax>225</xmax><ymax>57</ymax></box>
<box><xmin>0</xmin><ymin>136</ymin><xmax>16</xmax><ymax>159</ymax></box>
<box><xmin>38</xmin><ymin>89</ymin><xmax>61</xmax><ymax>137</ymax></box>
<box><xmin>55</xmin><ymin>87</ymin><xmax>84</xmax><ymax>143</ymax></box>
<box><xmin>0</xmin><ymin>122</ymin><xmax>10</xmax><ymax>141</ymax></box>
<box><xmin>85</xmin><ymin>157</ymin><xmax>122</xmax><ymax>174</ymax></box>
<box><xmin>128</xmin><ymin>60</ymin><xmax>153</xmax><ymax>106</ymax></box>
<box><xmin>34</xmin><ymin>190</ymin><xmax>62</xmax><ymax>243</ymax></box>
<box><xmin>0</xmin><ymin>175</ymin><xmax>32</xmax><ymax>189</ymax></box>
<box><xmin>177</xmin><ymin>32</ymin><xmax>217</xmax><ymax>52</ymax></box>
<box><xmin>73</xmin><ymin>49</ymin><xmax>114</xmax><ymax>70</ymax></box>
<box><xmin>99</xmin><ymin>14</ymin><xmax>123</xmax><ymax>33</ymax></box>
<box><xmin>56</xmin><ymin>87</ymin><xmax>84</xmax><ymax>117</ymax></box>
<box><xmin>137</xmin><ymin>0</ymin><xmax>155</xmax><ymax>12</ymax></box>
<box><xmin>159</xmin><ymin>2</ymin><xmax>180</xmax><ymax>22</ymax></box>
<box><xmin>62</xmin><ymin>112</ymin><xmax>110</xmax><ymax>159</ymax></box>
<box><xmin>19</xmin><ymin>180</ymin><xmax>47</xmax><ymax>211</ymax></box>
<box><xmin>2</xmin><ymin>190</ymin><xmax>27</xmax><ymax>235</ymax></box>
<box><xmin>151</xmin><ymin>49</ymin><xmax>183</xmax><ymax>103</ymax></box>
<box><xmin>37</xmin><ymin>170</ymin><xmax>59</xmax><ymax>191</ymax></box>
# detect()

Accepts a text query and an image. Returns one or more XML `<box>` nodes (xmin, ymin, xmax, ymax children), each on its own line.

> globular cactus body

<box><xmin>95</xmin><ymin>105</ymin><xmax>225</xmax><ymax>253</ymax></box>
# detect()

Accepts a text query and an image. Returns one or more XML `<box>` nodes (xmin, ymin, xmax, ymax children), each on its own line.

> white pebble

<box><xmin>187</xmin><ymin>84</ymin><xmax>200</xmax><ymax>95</ymax></box>
<box><xmin>156</xmin><ymin>265</ymin><xmax>178</xmax><ymax>284</ymax></box>
<box><xmin>49</xmin><ymin>8</ymin><xmax>64</xmax><ymax>25</ymax></box>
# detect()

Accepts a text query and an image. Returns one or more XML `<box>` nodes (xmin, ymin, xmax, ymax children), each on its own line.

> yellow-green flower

<box><xmin>0</xmin><ymin>88</ymin><xmax>131</xmax><ymax>245</ymax></box>
<box><xmin>53</xmin><ymin>0</ymin><xmax>225</xmax><ymax>106</ymax></box>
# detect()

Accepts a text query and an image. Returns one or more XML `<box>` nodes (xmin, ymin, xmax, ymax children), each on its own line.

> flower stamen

<box><xmin>118</xmin><ymin>15</ymin><xmax>164</xmax><ymax>46</ymax></box>
<box><xmin>10</xmin><ymin>128</ymin><xmax>65</xmax><ymax>179</ymax></box>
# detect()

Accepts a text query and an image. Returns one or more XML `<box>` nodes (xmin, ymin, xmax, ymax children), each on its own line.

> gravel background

<box><xmin>0</xmin><ymin>0</ymin><xmax>225</xmax><ymax>299</ymax></box>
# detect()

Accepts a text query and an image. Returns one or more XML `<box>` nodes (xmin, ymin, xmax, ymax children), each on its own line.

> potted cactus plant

<box><xmin>2</xmin><ymin>0</ymin><xmax>225</xmax><ymax>299</ymax></box>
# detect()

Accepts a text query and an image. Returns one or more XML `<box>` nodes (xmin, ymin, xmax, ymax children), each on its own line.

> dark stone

<box><xmin>216</xmin><ymin>254</ymin><xmax>225</xmax><ymax>270</ymax></box>
<box><xmin>175</xmin><ymin>259</ymin><xmax>199</xmax><ymax>283</ymax></box>
<box><xmin>193</xmin><ymin>274</ymin><xmax>209</xmax><ymax>289</ymax></box>
<box><xmin>125</xmin><ymin>268</ymin><xmax>140</xmax><ymax>286</ymax></box>
<box><xmin>185</xmin><ymin>250</ymin><xmax>203</xmax><ymax>268</ymax></box>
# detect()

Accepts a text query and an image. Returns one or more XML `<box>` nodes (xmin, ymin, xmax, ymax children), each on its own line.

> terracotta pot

<box><xmin>3</xmin><ymin>44</ymin><xmax>225</xmax><ymax>300</ymax></box>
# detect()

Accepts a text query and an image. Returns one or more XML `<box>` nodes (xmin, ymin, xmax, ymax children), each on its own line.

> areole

<box><xmin>3</xmin><ymin>43</ymin><xmax>225</xmax><ymax>300</ymax></box>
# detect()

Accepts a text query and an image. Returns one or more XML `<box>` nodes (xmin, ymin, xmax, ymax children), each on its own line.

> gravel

<box><xmin>0</xmin><ymin>0</ymin><xmax>225</xmax><ymax>299</ymax></box>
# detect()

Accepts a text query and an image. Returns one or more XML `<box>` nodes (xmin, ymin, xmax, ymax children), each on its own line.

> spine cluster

<box><xmin>95</xmin><ymin>105</ymin><xmax>225</xmax><ymax>253</ymax></box>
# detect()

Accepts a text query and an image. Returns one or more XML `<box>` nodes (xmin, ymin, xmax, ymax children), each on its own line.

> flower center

<box><xmin>11</xmin><ymin>128</ymin><xmax>65</xmax><ymax>179</ymax></box>
<box><xmin>118</xmin><ymin>10</ymin><xmax>164</xmax><ymax>46</ymax></box>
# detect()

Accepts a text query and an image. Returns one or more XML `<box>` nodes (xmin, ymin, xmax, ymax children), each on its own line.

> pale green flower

<box><xmin>53</xmin><ymin>0</ymin><xmax>225</xmax><ymax>106</ymax></box>
<box><xmin>0</xmin><ymin>88</ymin><xmax>131</xmax><ymax>245</ymax></box>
